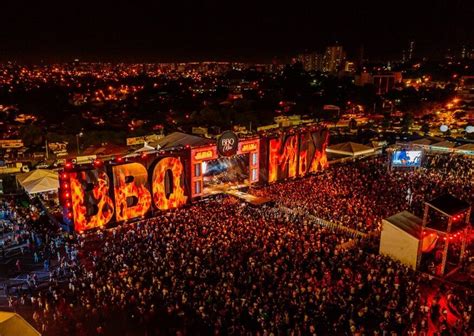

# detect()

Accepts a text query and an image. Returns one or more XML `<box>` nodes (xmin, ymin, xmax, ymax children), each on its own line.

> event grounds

<box><xmin>0</xmin><ymin>153</ymin><xmax>473</xmax><ymax>335</ymax></box>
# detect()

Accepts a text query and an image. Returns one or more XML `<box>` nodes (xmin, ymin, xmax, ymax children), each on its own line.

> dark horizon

<box><xmin>1</xmin><ymin>0</ymin><xmax>473</xmax><ymax>63</ymax></box>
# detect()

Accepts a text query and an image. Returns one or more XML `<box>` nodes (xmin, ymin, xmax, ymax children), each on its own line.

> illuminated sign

<box><xmin>64</xmin><ymin>156</ymin><xmax>188</xmax><ymax>230</ymax></box>
<box><xmin>62</xmin><ymin>127</ymin><xmax>328</xmax><ymax>231</ymax></box>
<box><xmin>240</xmin><ymin>142</ymin><xmax>258</xmax><ymax>153</ymax></box>
<box><xmin>0</xmin><ymin>139</ymin><xmax>24</xmax><ymax>149</ymax></box>
<box><xmin>152</xmin><ymin>157</ymin><xmax>187</xmax><ymax>210</ymax></box>
<box><xmin>112</xmin><ymin>163</ymin><xmax>152</xmax><ymax>222</ymax></box>
<box><xmin>217</xmin><ymin>131</ymin><xmax>238</xmax><ymax>157</ymax></box>
<box><xmin>267</xmin><ymin>128</ymin><xmax>329</xmax><ymax>183</ymax></box>
<box><xmin>70</xmin><ymin>170</ymin><xmax>114</xmax><ymax>232</ymax></box>
<box><xmin>194</xmin><ymin>150</ymin><xmax>214</xmax><ymax>161</ymax></box>
<box><xmin>268</xmin><ymin>135</ymin><xmax>298</xmax><ymax>182</ymax></box>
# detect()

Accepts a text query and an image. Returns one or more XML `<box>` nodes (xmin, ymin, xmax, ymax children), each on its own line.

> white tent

<box><xmin>0</xmin><ymin>311</ymin><xmax>41</xmax><ymax>336</ymax></box>
<box><xmin>379</xmin><ymin>211</ymin><xmax>422</xmax><ymax>269</ymax></box>
<box><xmin>17</xmin><ymin>169</ymin><xmax>59</xmax><ymax>194</ymax></box>
<box><xmin>133</xmin><ymin>142</ymin><xmax>156</xmax><ymax>153</ymax></box>
<box><xmin>326</xmin><ymin>142</ymin><xmax>375</xmax><ymax>157</ymax></box>
<box><xmin>124</xmin><ymin>142</ymin><xmax>158</xmax><ymax>158</ymax></box>
<box><xmin>430</xmin><ymin>140</ymin><xmax>457</xmax><ymax>152</ymax></box>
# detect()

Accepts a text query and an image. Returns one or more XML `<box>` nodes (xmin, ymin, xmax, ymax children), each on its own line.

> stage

<box><xmin>225</xmin><ymin>189</ymin><xmax>272</xmax><ymax>206</ymax></box>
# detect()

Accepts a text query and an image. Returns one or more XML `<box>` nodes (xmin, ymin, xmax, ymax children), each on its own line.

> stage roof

<box><xmin>385</xmin><ymin>211</ymin><xmax>423</xmax><ymax>240</ymax></box>
<box><xmin>426</xmin><ymin>194</ymin><xmax>470</xmax><ymax>217</ymax></box>
<box><xmin>152</xmin><ymin>132</ymin><xmax>214</xmax><ymax>149</ymax></box>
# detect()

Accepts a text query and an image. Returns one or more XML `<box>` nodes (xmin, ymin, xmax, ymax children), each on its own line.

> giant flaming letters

<box><xmin>113</xmin><ymin>163</ymin><xmax>152</xmax><ymax>222</ymax></box>
<box><xmin>66</xmin><ymin>157</ymin><xmax>189</xmax><ymax>230</ymax></box>
<box><xmin>152</xmin><ymin>157</ymin><xmax>187</xmax><ymax>210</ymax></box>
<box><xmin>64</xmin><ymin>128</ymin><xmax>329</xmax><ymax>231</ymax></box>
<box><xmin>70</xmin><ymin>170</ymin><xmax>114</xmax><ymax>231</ymax></box>
<box><xmin>269</xmin><ymin>135</ymin><xmax>298</xmax><ymax>183</ymax></box>
<box><xmin>268</xmin><ymin>128</ymin><xmax>329</xmax><ymax>183</ymax></box>
<box><xmin>309</xmin><ymin>129</ymin><xmax>329</xmax><ymax>172</ymax></box>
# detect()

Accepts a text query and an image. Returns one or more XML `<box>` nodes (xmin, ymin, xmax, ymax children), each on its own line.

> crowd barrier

<box><xmin>278</xmin><ymin>205</ymin><xmax>367</xmax><ymax>238</ymax></box>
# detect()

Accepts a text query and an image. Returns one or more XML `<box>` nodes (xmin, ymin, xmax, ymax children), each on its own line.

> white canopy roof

<box><xmin>326</xmin><ymin>142</ymin><xmax>375</xmax><ymax>157</ymax></box>
<box><xmin>17</xmin><ymin>169</ymin><xmax>59</xmax><ymax>194</ymax></box>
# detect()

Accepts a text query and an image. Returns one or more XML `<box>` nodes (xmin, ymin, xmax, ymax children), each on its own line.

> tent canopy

<box><xmin>0</xmin><ymin>312</ymin><xmax>41</xmax><ymax>336</ymax></box>
<box><xmin>326</xmin><ymin>142</ymin><xmax>375</xmax><ymax>157</ymax></box>
<box><xmin>385</xmin><ymin>211</ymin><xmax>423</xmax><ymax>240</ymax></box>
<box><xmin>430</xmin><ymin>140</ymin><xmax>457</xmax><ymax>150</ymax></box>
<box><xmin>454</xmin><ymin>143</ymin><xmax>474</xmax><ymax>154</ymax></box>
<box><xmin>408</xmin><ymin>136</ymin><xmax>443</xmax><ymax>146</ymax></box>
<box><xmin>380</xmin><ymin>211</ymin><xmax>423</xmax><ymax>269</ymax></box>
<box><xmin>17</xmin><ymin>169</ymin><xmax>59</xmax><ymax>194</ymax></box>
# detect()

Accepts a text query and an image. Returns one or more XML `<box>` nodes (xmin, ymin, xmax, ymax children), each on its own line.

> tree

<box><xmin>19</xmin><ymin>124</ymin><xmax>44</xmax><ymax>147</ymax></box>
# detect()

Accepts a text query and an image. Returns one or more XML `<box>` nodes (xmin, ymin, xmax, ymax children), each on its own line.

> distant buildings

<box><xmin>373</xmin><ymin>73</ymin><xmax>402</xmax><ymax>95</ymax></box>
<box><xmin>458</xmin><ymin>76</ymin><xmax>474</xmax><ymax>104</ymax></box>
<box><xmin>296</xmin><ymin>44</ymin><xmax>347</xmax><ymax>73</ymax></box>
<box><xmin>344</xmin><ymin>61</ymin><xmax>356</xmax><ymax>73</ymax></box>
<box><xmin>355</xmin><ymin>72</ymin><xmax>402</xmax><ymax>94</ymax></box>
<box><xmin>296</xmin><ymin>52</ymin><xmax>324</xmax><ymax>72</ymax></box>
<box><xmin>323</xmin><ymin>45</ymin><xmax>346</xmax><ymax>73</ymax></box>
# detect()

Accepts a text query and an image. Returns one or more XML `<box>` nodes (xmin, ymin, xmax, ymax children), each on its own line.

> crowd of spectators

<box><xmin>257</xmin><ymin>154</ymin><xmax>474</xmax><ymax>234</ymax></box>
<box><xmin>2</xmin><ymin>153</ymin><xmax>472</xmax><ymax>335</ymax></box>
<box><xmin>14</xmin><ymin>195</ymin><xmax>471</xmax><ymax>335</ymax></box>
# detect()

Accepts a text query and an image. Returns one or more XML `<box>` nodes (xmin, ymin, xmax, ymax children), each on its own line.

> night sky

<box><xmin>1</xmin><ymin>0</ymin><xmax>473</xmax><ymax>62</ymax></box>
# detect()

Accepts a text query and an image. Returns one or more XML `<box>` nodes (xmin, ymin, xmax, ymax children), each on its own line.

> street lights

<box><xmin>76</xmin><ymin>132</ymin><xmax>84</xmax><ymax>155</ymax></box>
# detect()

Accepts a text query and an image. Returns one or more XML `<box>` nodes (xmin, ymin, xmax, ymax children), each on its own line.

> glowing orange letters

<box><xmin>68</xmin><ymin>157</ymin><xmax>188</xmax><ymax>230</ymax></box>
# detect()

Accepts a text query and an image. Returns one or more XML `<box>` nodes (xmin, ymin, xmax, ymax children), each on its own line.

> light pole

<box><xmin>76</xmin><ymin>132</ymin><xmax>84</xmax><ymax>155</ymax></box>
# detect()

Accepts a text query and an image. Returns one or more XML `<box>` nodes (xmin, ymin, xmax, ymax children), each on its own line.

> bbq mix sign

<box><xmin>217</xmin><ymin>131</ymin><xmax>239</xmax><ymax>157</ymax></box>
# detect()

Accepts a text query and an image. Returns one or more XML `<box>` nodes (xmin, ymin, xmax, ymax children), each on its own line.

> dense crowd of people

<box><xmin>257</xmin><ymin>154</ymin><xmax>474</xmax><ymax>234</ymax></box>
<box><xmin>1</xmin><ymin>153</ymin><xmax>472</xmax><ymax>335</ymax></box>
<box><xmin>14</xmin><ymin>198</ymin><xmax>471</xmax><ymax>335</ymax></box>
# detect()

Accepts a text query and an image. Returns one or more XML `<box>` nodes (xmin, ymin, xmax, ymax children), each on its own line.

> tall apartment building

<box><xmin>323</xmin><ymin>45</ymin><xmax>346</xmax><ymax>73</ymax></box>
<box><xmin>296</xmin><ymin>52</ymin><xmax>324</xmax><ymax>72</ymax></box>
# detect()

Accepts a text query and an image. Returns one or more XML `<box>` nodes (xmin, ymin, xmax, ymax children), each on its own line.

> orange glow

<box><xmin>70</xmin><ymin>170</ymin><xmax>114</xmax><ymax>231</ymax></box>
<box><xmin>268</xmin><ymin>137</ymin><xmax>282</xmax><ymax>182</ymax></box>
<box><xmin>113</xmin><ymin>163</ymin><xmax>152</xmax><ymax>222</ymax></box>
<box><xmin>152</xmin><ymin>157</ymin><xmax>187</xmax><ymax>210</ymax></box>
<box><xmin>268</xmin><ymin>135</ymin><xmax>298</xmax><ymax>183</ymax></box>
<box><xmin>240</xmin><ymin>142</ymin><xmax>258</xmax><ymax>153</ymax></box>
<box><xmin>299</xmin><ymin>146</ymin><xmax>308</xmax><ymax>176</ymax></box>
<box><xmin>309</xmin><ymin>131</ymin><xmax>329</xmax><ymax>172</ymax></box>
<box><xmin>194</xmin><ymin>150</ymin><xmax>214</xmax><ymax>160</ymax></box>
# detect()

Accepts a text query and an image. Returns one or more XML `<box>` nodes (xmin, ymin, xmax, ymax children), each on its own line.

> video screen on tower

<box><xmin>391</xmin><ymin>150</ymin><xmax>422</xmax><ymax>167</ymax></box>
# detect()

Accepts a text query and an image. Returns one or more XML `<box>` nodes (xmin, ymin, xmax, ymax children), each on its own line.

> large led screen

<box><xmin>391</xmin><ymin>150</ymin><xmax>422</xmax><ymax>167</ymax></box>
